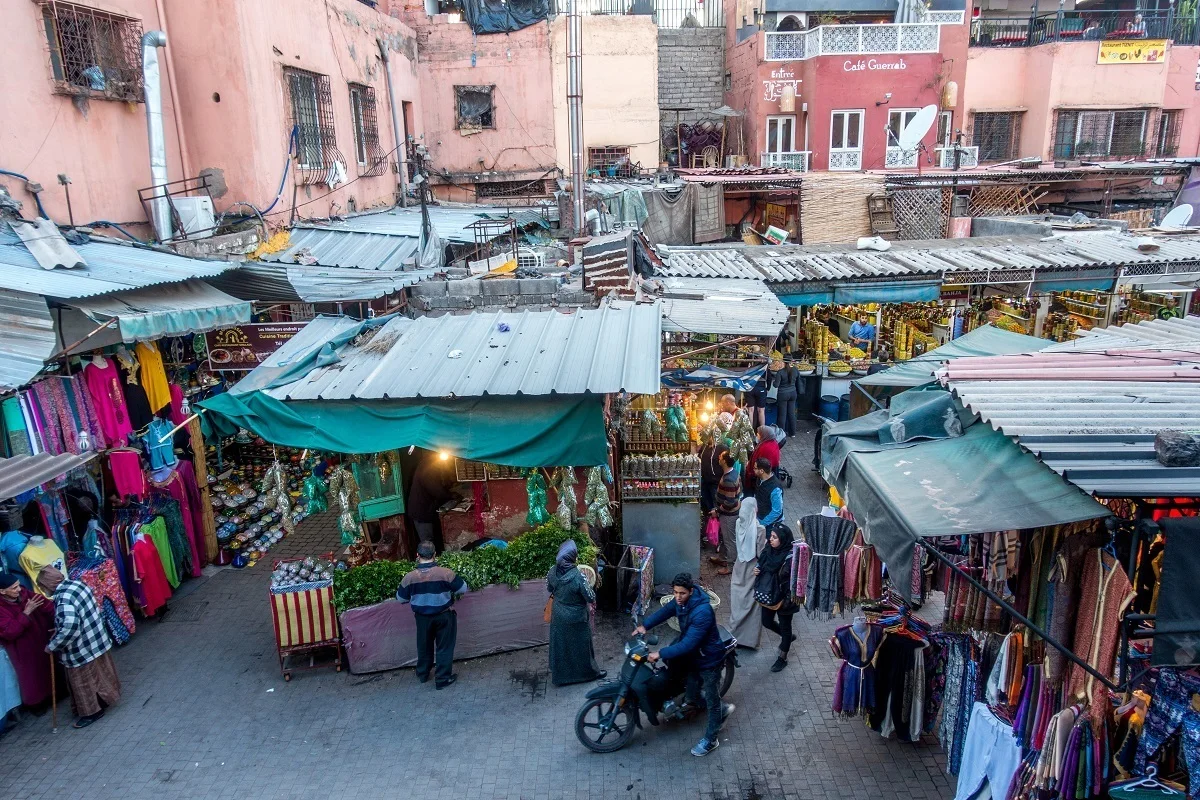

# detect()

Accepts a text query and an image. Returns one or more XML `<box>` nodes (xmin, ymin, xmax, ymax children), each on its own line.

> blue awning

<box><xmin>833</xmin><ymin>280</ymin><xmax>941</xmax><ymax>304</ymax></box>
<box><xmin>66</xmin><ymin>279</ymin><xmax>252</xmax><ymax>342</ymax></box>
<box><xmin>778</xmin><ymin>289</ymin><xmax>834</xmax><ymax>307</ymax></box>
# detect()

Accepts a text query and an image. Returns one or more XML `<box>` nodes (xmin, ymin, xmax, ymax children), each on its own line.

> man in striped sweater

<box><xmin>396</xmin><ymin>541</ymin><xmax>469</xmax><ymax>689</ymax></box>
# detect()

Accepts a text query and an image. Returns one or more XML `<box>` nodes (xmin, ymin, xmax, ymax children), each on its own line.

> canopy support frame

<box><xmin>916</xmin><ymin>538</ymin><xmax>1121</xmax><ymax>692</ymax></box>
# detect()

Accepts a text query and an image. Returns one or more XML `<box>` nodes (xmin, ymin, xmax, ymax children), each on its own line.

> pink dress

<box><xmin>168</xmin><ymin>384</ymin><xmax>187</xmax><ymax>426</ymax></box>
<box><xmin>108</xmin><ymin>450</ymin><xmax>147</xmax><ymax>500</ymax></box>
<box><xmin>83</xmin><ymin>359</ymin><xmax>133</xmax><ymax>446</ymax></box>
<box><xmin>149</xmin><ymin>468</ymin><xmax>203</xmax><ymax>578</ymax></box>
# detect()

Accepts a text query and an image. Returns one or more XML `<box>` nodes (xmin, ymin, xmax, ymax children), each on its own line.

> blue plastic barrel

<box><xmin>817</xmin><ymin>395</ymin><xmax>839</xmax><ymax>420</ymax></box>
<box><xmin>838</xmin><ymin>394</ymin><xmax>850</xmax><ymax>421</ymax></box>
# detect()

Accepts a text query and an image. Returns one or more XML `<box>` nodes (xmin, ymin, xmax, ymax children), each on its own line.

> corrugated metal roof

<box><xmin>262</xmin><ymin>300</ymin><xmax>662</xmax><ymax>400</ymax></box>
<box><xmin>0</xmin><ymin>451</ymin><xmax>97</xmax><ymax>502</ymax></box>
<box><xmin>285</xmin><ymin>265</ymin><xmax>439</xmax><ymax>303</ymax></box>
<box><xmin>10</xmin><ymin>217</ymin><xmax>86</xmax><ymax>270</ymax></box>
<box><xmin>263</xmin><ymin>227</ymin><xmax>420</xmax><ymax>270</ymax></box>
<box><xmin>653</xmin><ymin>277</ymin><xmax>789</xmax><ymax>336</ymax></box>
<box><xmin>1045</xmin><ymin>315</ymin><xmax>1200</xmax><ymax>351</ymax></box>
<box><xmin>0</xmin><ymin>290</ymin><xmax>56</xmax><ymax>392</ymax></box>
<box><xmin>0</xmin><ymin>227</ymin><xmax>240</xmax><ymax>299</ymax></box>
<box><xmin>652</xmin><ymin>233</ymin><xmax>1200</xmax><ymax>284</ymax></box>
<box><xmin>941</xmin><ymin>349</ymin><xmax>1200</xmax><ymax>495</ymax></box>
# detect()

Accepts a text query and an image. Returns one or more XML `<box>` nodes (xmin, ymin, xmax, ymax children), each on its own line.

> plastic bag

<box><xmin>705</xmin><ymin>515</ymin><xmax>720</xmax><ymax>548</ymax></box>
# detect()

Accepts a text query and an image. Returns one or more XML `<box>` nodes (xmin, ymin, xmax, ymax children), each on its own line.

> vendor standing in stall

<box><xmin>407</xmin><ymin>455</ymin><xmax>458</xmax><ymax>551</ymax></box>
<box><xmin>848</xmin><ymin>313</ymin><xmax>877</xmax><ymax>352</ymax></box>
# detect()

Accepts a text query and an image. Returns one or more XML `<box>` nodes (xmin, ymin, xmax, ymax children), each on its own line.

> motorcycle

<box><xmin>574</xmin><ymin>628</ymin><xmax>738</xmax><ymax>753</ymax></box>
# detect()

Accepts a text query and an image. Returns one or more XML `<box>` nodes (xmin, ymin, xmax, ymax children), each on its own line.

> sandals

<box><xmin>73</xmin><ymin>710</ymin><xmax>105</xmax><ymax>729</ymax></box>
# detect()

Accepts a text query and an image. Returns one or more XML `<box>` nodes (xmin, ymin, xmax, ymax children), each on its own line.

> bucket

<box><xmin>817</xmin><ymin>395</ymin><xmax>839</xmax><ymax>420</ymax></box>
<box><xmin>838</xmin><ymin>394</ymin><xmax>850</xmax><ymax>421</ymax></box>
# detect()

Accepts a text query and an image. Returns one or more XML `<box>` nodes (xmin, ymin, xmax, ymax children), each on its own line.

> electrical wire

<box><xmin>81</xmin><ymin>221</ymin><xmax>143</xmax><ymax>242</ymax></box>
<box><xmin>0</xmin><ymin>169</ymin><xmax>49</xmax><ymax>219</ymax></box>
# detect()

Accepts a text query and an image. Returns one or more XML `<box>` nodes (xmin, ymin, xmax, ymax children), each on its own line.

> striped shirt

<box><xmin>396</xmin><ymin>562</ymin><xmax>468</xmax><ymax>616</ymax></box>
<box><xmin>716</xmin><ymin>465</ymin><xmax>742</xmax><ymax>515</ymax></box>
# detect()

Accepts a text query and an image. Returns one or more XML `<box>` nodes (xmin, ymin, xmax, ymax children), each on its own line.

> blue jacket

<box><xmin>642</xmin><ymin>588</ymin><xmax>725</xmax><ymax>670</ymax></box>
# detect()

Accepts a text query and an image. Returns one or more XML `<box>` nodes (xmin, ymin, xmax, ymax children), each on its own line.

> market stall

<box><xmin>199</xmin><ymin>301</ymin><xmax>663</xmax><ymax>672</ymax></box>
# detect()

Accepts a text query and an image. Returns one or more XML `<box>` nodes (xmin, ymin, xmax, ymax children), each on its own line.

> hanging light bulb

<box><xmin>704</xmin><ymin>400</ymin><xmax>715</xmax><ymax>411</ymax></box>
<box><xmin>438</xmin><ymin>450</ymin><xmax>451</xmax><ymax>461</ymax></box>
<box><xmin>700</xmin><ymin>412</ymin><xmax>711</xmax><ymax>423</ymax></box>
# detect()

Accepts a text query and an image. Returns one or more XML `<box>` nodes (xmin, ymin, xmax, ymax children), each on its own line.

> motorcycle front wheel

<box><xmin>575</xmin><ymin>697</ymin><xmax>636</xmax><ymax>753</ymax></box>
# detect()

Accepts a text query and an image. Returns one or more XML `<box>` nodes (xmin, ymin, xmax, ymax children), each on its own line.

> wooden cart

<box><xmin>269</xmin><ymin>559</ymin><xmax>342</xmax><ymax>681</ymax></box>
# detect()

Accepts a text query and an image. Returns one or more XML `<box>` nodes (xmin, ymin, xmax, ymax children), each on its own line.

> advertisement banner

<box><xmin>205</xmin><ymin>322</ymin><xmax>306</xmax><ymax>371</ymax></box>
<box><xmin>1097</xmin><ymin>40</ymin><xmax>1167</xmax><ymax>64</ymax></box>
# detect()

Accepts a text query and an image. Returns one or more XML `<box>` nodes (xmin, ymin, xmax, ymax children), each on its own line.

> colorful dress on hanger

<box><xmin>68</xmin><ymin>558</ymin><xmax>136</xmax><ymax>639</ymax></box>
<box><xmin>148</xmin><ymin>467</ymin><xmax>204</xmax><ymax>577</ymax></box>
<box><xmin>1068</xmin><ymin>549</ymin><xmax>1135</xmax><ymax>720</ymax></box>
<box><xmin>134</xmin><ymin>342</ymin><xmax>171</xmax><ymax>413</ymax></box>
<box><xmin>19</xmin><ymin>537</ymin><xmax>66</xmax><ymax>597</ymax></box>
<box><xmin>82</xmin><ymin>358</ymin><xmax>133</xmax><ymax>446</ymax></box>
<box><xmin>141</xmin><ymin>517</ymin><xmax>180</xmax><ymax>589</ymax></box>
<box><xmin>831</xmin><ymin>622</ymin><xmax>883</xmax><ymax>716</ymax></box>
<box><xmin>108</xmin><ymin>449</ymin><xmax>148</xmax><ymax>500</ymax></box>
<box><xmin>131</xmin><ymin>535</ymin><xmax>171</xmax><ymax>616</ymax></box>
<box><xmin>144</xmin><ymin>417</ymin><xmax>178</xmax><ymax>470</ymax></box>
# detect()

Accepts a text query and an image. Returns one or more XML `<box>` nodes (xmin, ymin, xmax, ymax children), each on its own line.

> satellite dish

<box><xmin>897</xmin><ymin>104</ymin><xmax>939</xmax><ymax>151</ymax></box>
<box><xmin>1158</xmin><ymin>204</ymin><xmax>1194</xmax><ymax>229</ymax></box>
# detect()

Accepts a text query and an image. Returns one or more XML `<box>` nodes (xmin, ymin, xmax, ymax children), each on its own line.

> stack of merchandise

<box><xmin>208</xmin><ymin>440</ymin><xmax>312</xmax><ymax>566</ymax></box>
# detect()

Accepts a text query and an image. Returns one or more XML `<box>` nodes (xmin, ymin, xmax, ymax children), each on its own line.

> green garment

<box><xmin>143</xmin><ymin>517</ymin><xmax>180</xmax><ymax>589</ymax></box>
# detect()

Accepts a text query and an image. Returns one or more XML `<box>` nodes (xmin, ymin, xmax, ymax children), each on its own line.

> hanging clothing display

<box><xmin>134</xmin><ymin>342</ymin><xmax>171</xmax><ymax>413</ymax></box>
<box><xmin>140</xmin><ymin>516</ymin><xmax>180</xmax><ymax>589</ymax></box>
<box><xmin>148</xmin><ymin>465</ymin><xmax>205</xmax><ymax>575</ymax></box>
<box><xmin>799</xmin><ymin>513</ymin><xmax>857</xmax><ymax>616</ymax></box>
<box><xmin>131</xmin><ymin>534</ymin><xmax>172</xmax><ymax>616</ymax></box>
<box><xmin>108</xmin><ymin>449</ymin><xmax>147</xmax><ymax>501</ymax></box>
<box><xmin>830</xmin><ymin>622</ymin><xmax>884</xmax><ymax>717</ymax></box>
<box><xmin>68</xmin><ymin>557</ymin><xmax>136</xmax><ymax>640</ymax></box>
<box><xmin>19</xmin><ymin>537</ymin><xmax>66</xmax><ymax>597</ymax></box>
<box><xmin>118</xmin><ymin>364</ymin><xmax>154</xmax><ymax>430</ymax></box>
<box><xmin>144</xmin><ymin>417</ymin><xmax>178</xmax><ymax>470</ymax></box>
<box><xmin>1135</xmin><ymin>669</ymin><xmax>1200</xmax><ymax>796</ymax></box>
<box><xmin>82</xmin><ymin>357</ymin><xmax>133</xmax><ymax>447</ymax></box>
<box><xmin>953</xmin><ymin>702</ymin><xmax>1024</xmax><ymax>800</ymax></box>
<box><xmin>1068</xmin><ymin>550</ymin><xmax>1135</xmax><ymax>719</ymax></box>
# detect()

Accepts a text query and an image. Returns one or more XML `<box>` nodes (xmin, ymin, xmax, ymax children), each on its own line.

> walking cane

<box><xmin>49</xmin><ymin>652</ymin><xmax>57</xmax><ymax>733</ymax></box>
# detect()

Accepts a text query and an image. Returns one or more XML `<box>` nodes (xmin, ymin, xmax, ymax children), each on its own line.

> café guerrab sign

<box><xmin>1097</xmin><ymin>40</ymin><xmax>1167</xmax><ymax>65</ymax></box>
<box><xmin>843</xmin><ymin>57</ymin><xmax>908</xmax><ymax>72</ymax></box>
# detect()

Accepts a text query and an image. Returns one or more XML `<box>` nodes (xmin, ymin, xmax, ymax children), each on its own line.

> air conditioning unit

<box><xmin>517</xmin><ymin>247</ymin><xmax>545</xmax><ymax>271</ymax></box>
<box><xmin>172</xmin><ymin>196</ymin><xmax>215</xmax><ymax>240</ymax></box>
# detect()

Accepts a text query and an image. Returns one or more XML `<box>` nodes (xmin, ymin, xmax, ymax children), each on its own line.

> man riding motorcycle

<box><xmin>634</xmin><ymin>572</ymin><xmax>735</xmax><ymax>756</ymax></box>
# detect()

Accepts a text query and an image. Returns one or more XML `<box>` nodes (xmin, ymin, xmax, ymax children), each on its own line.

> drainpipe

<box><xmin>567</xmin><ymin>0</ymin><xmax>586</xmax><ymax>235</ymax></box>
<box><xmin>378</xmin><ymin>39</ymin><xmax>410</xmax><ymax>208</ymax></box>
<box><xmin>142</xmin><ymin>30</ymin><xmax>171</xmax><ymax>241</ymax></box>
<box><xmin>153</xmin><ymin>0</ymin><xmax>192</xmax><ymax>181</ymax></box>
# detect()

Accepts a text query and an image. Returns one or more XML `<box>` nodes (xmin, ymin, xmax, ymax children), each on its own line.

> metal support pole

<box><xmin>566</xmin><ymin>0</ymin><xmax>586</xmax><ymax>235</ymax></box>
<box><xmin>378</xmin><ymin>39</ymin><xmax>410</xmax><ymax>208</ymax></box>
<box><xmin>917</xmin><ymin>538</ymin><xmax>1122</xmax><ymax>692</ymax></box>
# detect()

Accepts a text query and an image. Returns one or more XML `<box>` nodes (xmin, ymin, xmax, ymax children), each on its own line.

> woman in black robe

<box><xmin>546</xmin><ymin>541</ymin><xmax>605</xmax><ymax>686</ymax></box>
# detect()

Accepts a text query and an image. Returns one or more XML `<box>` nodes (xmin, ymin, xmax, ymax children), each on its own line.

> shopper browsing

<box><xmin>395</xmin><ymin>541</ymin><xmax>469</xmax><ymax>689</ymax></box>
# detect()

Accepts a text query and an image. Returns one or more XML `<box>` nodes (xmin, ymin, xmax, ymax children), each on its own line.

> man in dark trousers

<box><xmin>754</xmin><ymin>457</ymin><xmax>785</xmax><ymax>534</ymax></box>
<box><xmin>395</xmin><ymin>541</ymin><xmax>469</xmax><ymax>689</ymax></box>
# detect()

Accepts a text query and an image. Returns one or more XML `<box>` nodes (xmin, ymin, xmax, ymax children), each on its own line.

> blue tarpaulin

<box><xmin>833</xmin><ymin>280</ymin><xmax>941</xmax><ymax>304</ymax></box>
<box><xmin>661</xmin><ymin>364</ymin><xmax>766</xmax><ymax>392</ymax></box>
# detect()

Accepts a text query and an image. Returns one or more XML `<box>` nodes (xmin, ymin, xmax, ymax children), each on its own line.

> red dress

<box><xmin>0</xmin><ymin>587</ymin><xmax>55</xmax><ymax>705</ymax></box>
<box><xmin>132</xmin><ymin>535</ymin><xmax>172</xmax><ymax>616</ymax></box>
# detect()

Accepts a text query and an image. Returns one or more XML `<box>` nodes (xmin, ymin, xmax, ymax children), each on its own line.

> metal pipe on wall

<box><xmin>153</xmin><ymin>0</ymin><xmax>193</xmax><ymax>181</ymax></box>
<box><xmin>378</xmin><ymin>39</ymin><xmax>410</xmax><ymax>208</ymax></box>
<box><xmin>566</xmin><ymin>0</ymin><xmax>585</xmax><ymax>234</ymax></box>
<box><xmin>141</xmin><ymin>30</ymin><xmax>171</xmax><ymax>242</ymax></box>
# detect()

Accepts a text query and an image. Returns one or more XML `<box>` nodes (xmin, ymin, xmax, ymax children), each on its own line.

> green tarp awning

<box><xmin>199</xmin><ymin>390</ymin><xmax>608</xmax><ymax>467</ymax></box>
<box><xmin>67</xmin><ymin>279</ymin><xmax>251</xmax><ymax>342</ymax></box>
<box><xmin>821</xmin><ymin>390</ymin><xmax>1108</xmax><ymax>599</ymax></box>
<box><xmin>856</xmin><ymin>324</ymin><xmax>1052</xmax><ymax>389</ymax></box>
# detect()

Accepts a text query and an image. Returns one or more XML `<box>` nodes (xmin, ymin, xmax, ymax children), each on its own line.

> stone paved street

<box><xmin>0</xmin><ymin>422</ymin><xmax>955</xmax><ymax>800</ymax></box>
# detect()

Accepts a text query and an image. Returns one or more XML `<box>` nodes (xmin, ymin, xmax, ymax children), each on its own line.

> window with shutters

<box><xmin>349</xmin><ymin>83</ymin><xmax>386</xmax><ymax>176</ymax></box>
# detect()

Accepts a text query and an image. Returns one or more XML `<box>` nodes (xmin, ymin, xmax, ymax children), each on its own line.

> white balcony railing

<box><xmin>923</xmin><ymin>10</ymin><xmax>965</xmax><ymax>24</ymax></box>
<box><xmin>761</xmin><ymin>151</ymin><xmax>811</xmax><ymax>171</ymax></box>
<box><xmin>829</xmin><ymin>149</ymin><xmax>863</xmax><ymax>171</ymax></box>
<box><xmin>885</xmin><ymin>147</ymin><xmax>919</xmax><ymax>169</ymax></box>
<box><xmin>936</xmin><ymin>145</ymin><xmax>980</xmax><ymax>168</ymax></box>
<box><xmin>764</xmin><ymin>22</ymin><xmax>940</xmax><ymax>60</ymax></box>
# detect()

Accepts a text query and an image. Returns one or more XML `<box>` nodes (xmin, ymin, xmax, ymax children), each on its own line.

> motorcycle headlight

<box><xmin>624</xmin><ymin>643</ymin><xmax>632</xmax><ymax>656</ymax></box>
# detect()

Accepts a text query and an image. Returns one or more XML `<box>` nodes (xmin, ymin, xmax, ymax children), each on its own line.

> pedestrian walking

<box><xmin>545</xmin><ymin>540</ymin><xmax>606</xmax><ymax>686</ymax></box>
<box><xmin>754</xmin><ymin>526</ymin><xmax>798</xmax><ymax>672</ymax></box>
<box><xmin>753</xmin><ymin>457</ymin><xmax>784</xmax><ymax>534</ymax></box>
<box><xmin>395</xmin><ymin>541</ymin><xmax>469</xmax><ymax>689</ymax></box>
<box><xmin>774</xmin><ymin>358</ymin><xmax>802</xmax><ymax>438</ymax></box>
<box><xmin>40</xmin><ymin>567</ymin><xmax>121</xmax><ymax>728</ymax></box>
<box><xmin>727</xmin><ymin>498</ymin><xmax>763</xmax><ymax>648</ymax></box>
<box><xmin>708</xmin><ymin>450</ymin><xmax>741</xmax><ymax>575</ymax></box>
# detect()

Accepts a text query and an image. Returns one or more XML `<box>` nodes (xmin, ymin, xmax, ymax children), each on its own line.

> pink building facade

<box><xmin>1</xmin><ymin>0</ymin><xmax>420</xmax><ymax>236</ymax></box>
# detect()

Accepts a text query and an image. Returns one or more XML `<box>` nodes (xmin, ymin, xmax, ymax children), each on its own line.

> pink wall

<box><xmin>725</xmin><ymin>21</ymin><xmax>968</xmax><ymax>170</ymax></box>
<box><xmin>411</xmin><ymin>16</ymin><xmax>558</xmax><ymax>198</ymax></box>
<box><xmin>964</xmin><ymin>41</ymin><xmax>1200</xmax><ymax>160</ymax></box>
<box><xmin>0</xmin><ymin>0</ymin><xmax>186</xmax><ymax>228</ymax></box>
<box><xmin>0</xmin><ymin>0</ymin><xmax>419</xmax><ymax>232</ymax></box>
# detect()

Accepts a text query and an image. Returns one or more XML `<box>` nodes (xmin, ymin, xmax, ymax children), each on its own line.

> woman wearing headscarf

<box><xmin>0</xmin><ymin>572</ymin><xmax>54</xmax><ymax>707</ymax></box>
<box><xmin>754</xmin><ymin>525</ymin><xmax>797</xmax><ymax>672</ymax></box>
<box><xmin>727</xmin><ymin>497</ymin><xmax>764</xmax><ymax>648</ymax></box>
<box><xmin>546</xmin><ymin>540</ymin><xmax>605</xmax><ymax>686</ymax></box>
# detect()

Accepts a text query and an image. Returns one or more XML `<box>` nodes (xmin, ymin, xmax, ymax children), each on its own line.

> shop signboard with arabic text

<box><xmin>1097</xmin><ymin>40</ymin><xmax>1167</xmax><ymax>64</ymax></box>
<box><xmin>205</xmin><ymin>323</ymin><xmax>306</xmax><ymax>371</ymax></box>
